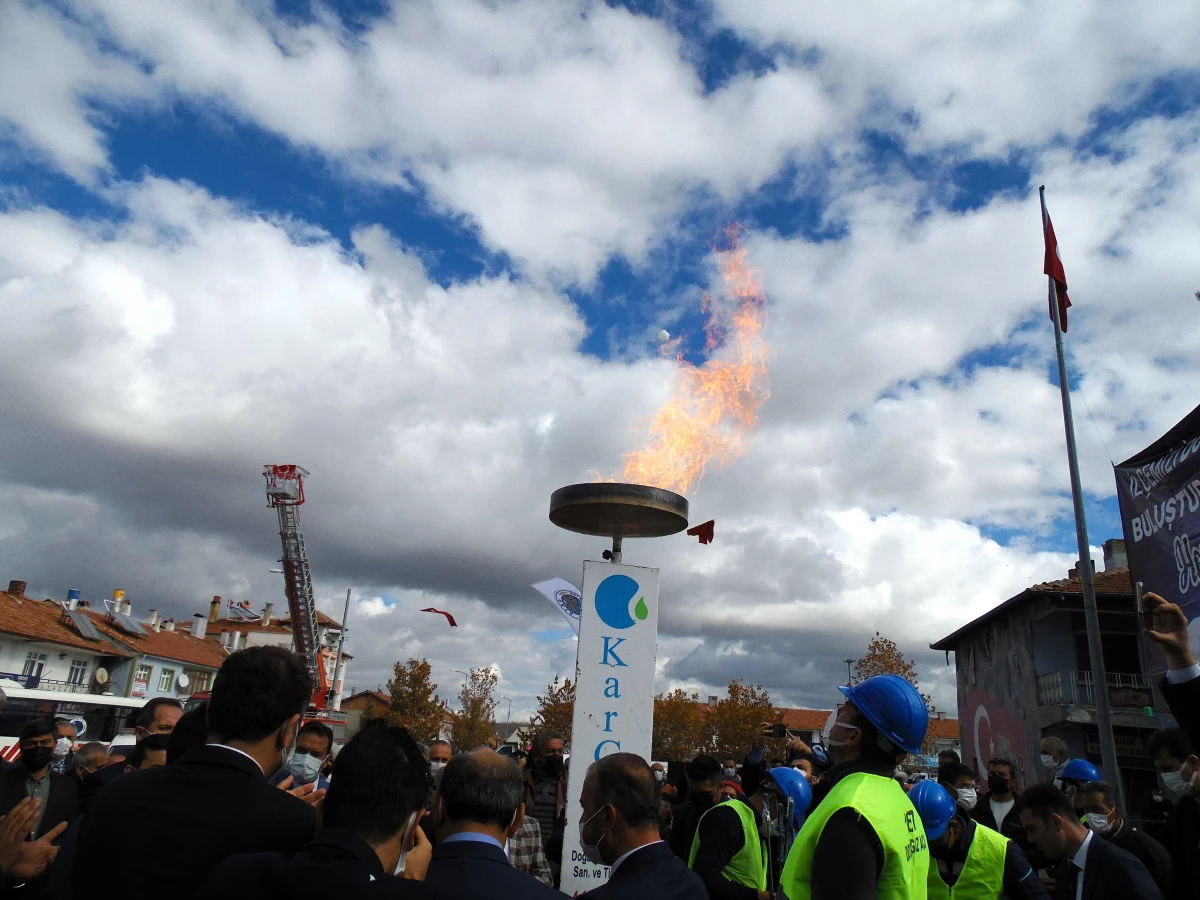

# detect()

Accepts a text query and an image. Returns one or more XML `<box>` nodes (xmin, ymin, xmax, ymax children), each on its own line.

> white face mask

<box><xmin>1084</xmin><ymin>812</ymin><xmax>1113</xmax><ymax>835</ymax></box>
<box><xmin>392</xmin><ymin>811</ymin><xmax>421</xmax><ymax>875</ymax></box>
<box><xmin>956</xmin><ymin>787</ymin><xmax>977</xmax><ymax>811</ymax></box>
<box><xmin>53</xmin><ymin>738</ymin><xmax>72</xmax><ymax>761</ymax></box>
<box><xmin>826</xmin><ymin>722</ymin><xmax>859</xmax><ymax>748</ymax></box>
<box><xmin>652</xmin><ymin>770</ymin><xmax>665</xmax><ymax>783</ymax></box>
<box><xmin>1162</xmin><ymin>764</ymin><xmax>1197</xmax><ymax>796</ymax></box>
<box><xmin>578</xmin><ymin>806</ymin><xmax>606</xmax><ymax>865</ymax></box>
<box><xmin>722</xmin><ymin>767</ymin><xmax>737</xmax><ymax>779</ymax></box>
<box><xmin>1039</xmin><ymin>754</ymin><xmax>1057</xmax><ymax>770</ymax></box>
<box><xmin>286</xmin><ymin>751</ymin><xmax>325</xmax><ymax>785</ymax></box>
<box><xmin>429</xmin><ymin>760</ymin><xmax>447</xmax><ymax>774</ymax></box>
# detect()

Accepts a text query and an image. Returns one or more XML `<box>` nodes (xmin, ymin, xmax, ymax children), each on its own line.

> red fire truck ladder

<box><xmin>263</xmin><ymin>465</ymin><xmax>329</xmax><ymax>708</ymax></box>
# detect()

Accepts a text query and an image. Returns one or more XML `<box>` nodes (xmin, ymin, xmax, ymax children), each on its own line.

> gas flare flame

<box><xmin>618</xmin><ymin>227</ymin><xmax>770</xmax><ymax>495</ymax></box>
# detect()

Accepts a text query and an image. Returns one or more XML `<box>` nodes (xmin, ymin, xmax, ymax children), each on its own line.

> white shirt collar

<box><xmin>1071</xmin><ymin>829</ymin><xmax>1094</xmax><ymax>871</ymax></box>
<box><xmin>209</xmin><ymin>743</ymin><xmax>265</xmax><ymax>775</ymax></box>
<box><xmin>609</xmin><ymin>840</ymin><xmax>662</xmax><ymax>876</ymax></box>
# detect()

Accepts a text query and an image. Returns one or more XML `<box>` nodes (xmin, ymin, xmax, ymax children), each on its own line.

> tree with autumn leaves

<box><xmin>385</xmin><ymin>657</ymin><xmax>445</xmax><ymax>742</ymax></box>
<box><xmin>522</xmin><ymin>674</ymin><xmax>575</xmax><ymax>745</ymax></box>
<box><xmin>451</xmin><ymin>667</ymin><xmax>499</xmax><ymax>750</ymax></box>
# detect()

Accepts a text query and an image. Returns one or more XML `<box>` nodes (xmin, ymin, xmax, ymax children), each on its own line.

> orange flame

<box><xmin>618</xmin><ymin>227</ymin><xmax>770</xmax><ymax>495</ymax></box>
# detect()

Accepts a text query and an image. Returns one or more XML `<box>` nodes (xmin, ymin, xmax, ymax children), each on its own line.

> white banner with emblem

<box><xmin>558</xmin><ymin>560</ymin><xmax>660</xmax><ymax>897</ymax></box>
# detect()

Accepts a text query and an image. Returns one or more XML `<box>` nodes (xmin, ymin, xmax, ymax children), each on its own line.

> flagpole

<box><xmin>1039</xmin><ymin>185</ymin><xmax>1125</xmax><ymax>811</ymax></box>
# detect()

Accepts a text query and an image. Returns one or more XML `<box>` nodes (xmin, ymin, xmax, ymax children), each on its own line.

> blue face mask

<box><xmin>286</xmin><ymin>750</ymin><xmax>325</xmax><ymax>785</ymax></box>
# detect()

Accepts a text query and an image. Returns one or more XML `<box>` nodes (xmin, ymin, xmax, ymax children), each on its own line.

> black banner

<box><xmin>1114</xmin><ymin>403</ymin><xmax>1200</xmax><ymax>633</ymax></box>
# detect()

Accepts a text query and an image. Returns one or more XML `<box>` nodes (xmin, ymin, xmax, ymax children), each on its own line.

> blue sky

<box><xmin>2</xmin><ymin>0</ymin><xmax>1198</xmax><ymax>716</ymax></box>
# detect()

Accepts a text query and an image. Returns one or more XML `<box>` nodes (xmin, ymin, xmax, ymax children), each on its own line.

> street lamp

<box><xmin>844</xmin><ymin>659</ymin><xmax>854</xmax><ymax>685</ymax></box>
<box><xmin>499</xmin><ymin>695</ymin><xmax>513</xmax><ymax>731</ymax></box>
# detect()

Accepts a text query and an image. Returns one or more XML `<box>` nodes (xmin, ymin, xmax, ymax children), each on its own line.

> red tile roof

<box><xmin>84</xmin><ymin>613</ymin><xmax>227</xmax><ymax>670</ymax></box>
<box><xmin>206</xmin><ymin>617</ymin><xmax>293</xmax><ymax>636</ymax></box>
<box><xmin>1029</xmin><ymin>566</ymin><xmax>1132</xmax><ymax>595</ymax></box>
<box><xmin>927</xmin><ymin>717</ymin><xmax>961</xmax><ymax>740</ymax></box>
<box><xmin>932</xmin><ymin>565</ymin><xmax>1133</xmax><ymax>650</ymax></box>
<box><xmin>343</xmin><ymin>690</ymin><xmax>389</xmax><ymax>708</ymax></box>
<box><xmin>0</xmin><ymin>590</ymin><xmax>131</xmax><ymax>657</ymax></box>
<box><xmin>780</xmin><ymin>708</ymin><xmax>833</xmax><ymax>731</ymax></box>
<box><xmin>281</xmin><ymin>609</ymin><xmax>342</xmax><ymax>628</ymax></box>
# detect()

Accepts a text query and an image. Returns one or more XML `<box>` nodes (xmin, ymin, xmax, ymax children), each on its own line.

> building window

<box><xmin>22</xmin><ymin>652</ymin><xmax>47</xmax><ymax>678</ymax></box>
<box><xmin>183</xmin><ymin>668</ymin><xmax>213</xmax><ymax>693</ymax></box>
<box><xmin>67</xmin><ymin>659</ymin><xmax>88</xmax><ymax>685</ymax></box>
<box><xmin>157</xmin><ymin>668</ymin><xmax>176</xmax><ymax>692</ymax></box>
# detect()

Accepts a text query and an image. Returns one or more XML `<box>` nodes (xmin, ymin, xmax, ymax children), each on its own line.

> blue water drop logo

<box><xmin>594</xmin><ymin>574</ymin><xmax>643</xmax><ymax>630</ymax></box>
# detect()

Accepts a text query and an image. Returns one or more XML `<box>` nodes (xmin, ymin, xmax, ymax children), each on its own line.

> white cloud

<box><xmin>3</xmin><ymin>1</ymin><xmax>1200</xmax><ymax>725</ymax></box>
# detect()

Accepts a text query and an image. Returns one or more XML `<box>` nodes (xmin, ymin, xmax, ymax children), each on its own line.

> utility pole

<box><xmin>327</xmin><ymin>588</ymin><xmax>351</xmax><ymax>709</ymax></box>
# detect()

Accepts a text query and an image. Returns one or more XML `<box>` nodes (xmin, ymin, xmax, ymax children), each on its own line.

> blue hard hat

<box><xmin>909</xmin><ymin>780</ymin><xmax>957</xmax><ymax>840</ymax></box>
<box><xmin>1061</xmin><ymin>758</ymin><xmax>1101</xmax><ymax>783</ymax></box>
<box><xmin>765</xmin><ymin>766</ymin><xmax>813</xmax><ymax>831</ymax></box>
<box><xmin>837</xmin><ymin>674</ymin><xmax>929</xmax><ymax>755</ymax></box>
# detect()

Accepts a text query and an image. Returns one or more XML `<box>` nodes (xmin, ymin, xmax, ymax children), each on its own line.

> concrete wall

<box><xmin>952</xmin><ymin>598</ymin><xmax>1044</xmax><ymax>790</ymax></box>
<box><xmin>0</xmin><ymin>637</ymin><xmax>108</xmax><ymax>690</ymax></box>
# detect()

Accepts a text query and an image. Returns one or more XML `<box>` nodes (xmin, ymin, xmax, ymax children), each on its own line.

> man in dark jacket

<box><xmin>667</xmin><ymin>755</ymin><xmax>723</xmax><ymax>863</ymax></box>
<box><xmin>78</xmin><ymin>697</ymin><xmax>182</xmax><ymax>812</ymax></box>
<box><xmin>1078</xmin><ymin>781</ymin><xmax>1172</xmax><ymax>897</ymax></box>
<box><xmin>578</xmin><ymin>752</ymin><xmax>706</xmax><ymax>900</ymax></box>
<box><xmin>0</xmin><ymin>718</ymin><xmax>77</xmax><ymax>842</ymax></box>
<box><xmin>204</xmin><ymin>721</ymin><xmax>439</xmax><ymax>899</ymax></box>
<box><xmin>1017</xmin><ymin>784</ymin><xmax>1162</xmax><ymax>900</ymax></box>
<box><xmin>425</xmin><ymin>749</ymin><xmax>559</xmax><ymax>900</ymax></box>
<box><xmin>1146</xmin><ymin>726</ymin><xmax>1199</xmax><ymax>900</ymax></box>
<box><xmin>72</xmin><ymin>647</ymin><xmax>319</xmax><ymax>900</ymax></box>
<box><xmin>520</xmin><ymin>729</ymin><xmax>566</xmax><ymax>883</ymax></box>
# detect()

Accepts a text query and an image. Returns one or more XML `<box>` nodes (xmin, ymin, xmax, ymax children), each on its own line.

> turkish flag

<box><xmin>687</xmin><ymin>519</ymin><xmax>715</xmax><ymax>545</ymax></box>
<box><xmin>1043</xmin><ymin>214</ymin><xmax>1071</xmax><ymax>331</ymax></box>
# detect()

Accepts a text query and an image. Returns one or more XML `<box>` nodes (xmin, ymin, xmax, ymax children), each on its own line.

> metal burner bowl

<box><xmin>549</xmin><ymin>483</ymin><xmax>688</xmax><ymax>539</ymax></box>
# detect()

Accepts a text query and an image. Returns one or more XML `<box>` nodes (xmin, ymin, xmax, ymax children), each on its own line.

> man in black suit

<box><xmin>72</xmin><ymin>646</ymin><xmax>319</xmax><ymax>900</ymax></box>
<box><xmin>1145</xmin><ymin>727</ymin><xmax>1199</xmax><ymax>900</ymax></box>
<box><xmin>204</xmin><ymin>721</ymin><xmax>439</xmax><ymax>899</ymax></box>
<box><xmin>1077</xmin><ymin>780</ymin><xmax>1171</xmax><ymax>897</ymax></box>
<box><xmin>425</xmin><ymin>748</ymin><xmax>559</xmax><ymax>900</ymax></box>
<box><xmin>78</xmin><ymin>697</ymin><xmax>182</xmax><ymax>812</ymax></box>
<box><xmin>577</xmin><ymin>751</ymin><xmax>706</xmax><ymax>900</ymax></box>
<box><xmin>1017</xmin><ymin>783</ymin><xmax>1162</xmax><ymax>900</ymax></box>
<box><xmin>0</xmin><ymin>718</ymin><xmax>77</xmax><ymax>841</ymax></box>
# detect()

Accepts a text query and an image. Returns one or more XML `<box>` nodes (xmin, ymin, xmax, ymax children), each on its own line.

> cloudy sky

<box><xmin>2</xmin><ymin>0</ymin><xmax>1199</xmax><ymax>724</ymax></box>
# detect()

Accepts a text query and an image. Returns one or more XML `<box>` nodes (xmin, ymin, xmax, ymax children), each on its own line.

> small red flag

<box><xmin>1043</xmin><ymin>213</ymin><xmax>1071</xmax><ymax>332</ymax></box>
<box><xmin>687</xmin><ymin>519</ymin><xmax>715</xmax><ymax>545</ymax></box>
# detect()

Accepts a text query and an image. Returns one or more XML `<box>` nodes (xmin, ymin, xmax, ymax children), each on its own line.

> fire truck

<box><xmin>186</xmin><ymin>466</ymin><xmax>350</xmax><ymax>745</ymax></box>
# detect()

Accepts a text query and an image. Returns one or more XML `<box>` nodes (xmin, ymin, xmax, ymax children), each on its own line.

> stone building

<box><xmin>931</xmin><ymin>539</ymin><xmax>1175</xmax><ymax>818</ymax></box>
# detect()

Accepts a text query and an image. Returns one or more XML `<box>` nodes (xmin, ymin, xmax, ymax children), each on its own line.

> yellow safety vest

<box><xmin>926</xmin><ymin>823</ymin><xmax>1008</xmax><ymax>900</ymax></box>
<box><xmin>688</xmin><ymin>798</ymin><xmax>767</xmax><ymax>891</ymax></box>
<box><xmin>780</xmin><ymin>771</ymin><xmax>929</xmax><ymax>900</ymax></box>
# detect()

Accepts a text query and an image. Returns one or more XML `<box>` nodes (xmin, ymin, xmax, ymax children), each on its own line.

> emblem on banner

<box><xmin>594</xmin><ymin>574</ymin><xmax>648</xmax><ymax>630</ymax></box>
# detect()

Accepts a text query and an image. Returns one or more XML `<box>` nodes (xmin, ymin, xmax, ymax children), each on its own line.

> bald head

<box><xmin>440</xmin><ymin>747</ymin><xmax>522</xmax><ymax>830</ymax></box>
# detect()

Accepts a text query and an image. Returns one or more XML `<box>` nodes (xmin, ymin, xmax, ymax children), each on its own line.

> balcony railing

<box><xmin>1036</xmin><ymin>670</ymin><xmax>1152</xmax><ymax>708</ymax></box>
<box><xmin>0</xmin><ymin>672</ymin><xmax>93</xmax><ymax>694</ymax></box>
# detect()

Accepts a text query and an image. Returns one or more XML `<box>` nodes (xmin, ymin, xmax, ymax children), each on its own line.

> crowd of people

<box><xmin>0</xmin><ymin>589</ymin><xmax>1193</xmax><ymax>899</ymax></box>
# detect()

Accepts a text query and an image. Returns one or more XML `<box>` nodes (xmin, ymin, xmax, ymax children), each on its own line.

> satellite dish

<box><xmin>177</xmin><ymin>673</ymin><xmax>190</xmax><ymax>689</ymax></box>
<box><xmin>94</xmin><ymin>667</ymin><xmax>109</xmax><ymax>685</ymax></box>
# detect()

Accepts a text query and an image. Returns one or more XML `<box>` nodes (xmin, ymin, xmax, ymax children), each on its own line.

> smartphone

<box><xmin>762</xmin><ymin>723</ymin><xmax>788</xmax><ymax>738</ymax></box>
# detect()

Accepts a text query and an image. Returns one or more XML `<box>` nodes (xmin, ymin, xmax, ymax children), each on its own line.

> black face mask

<box><xmin>541</xmin><ymin>755</ymin><xmax>563</xmax><ymax>777</ymax></box>
<box><xmin>21</xmin><ymin>747</ymin><xmax>54</xmax><ymax>772</ymax></box>
<box><xmin>987</xmin><ymin>773</ymin><xmax>1010</xmax><ymax>794</ymax></box>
